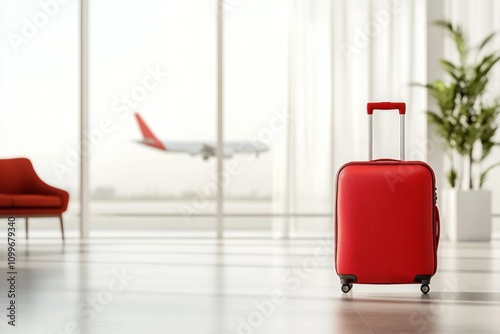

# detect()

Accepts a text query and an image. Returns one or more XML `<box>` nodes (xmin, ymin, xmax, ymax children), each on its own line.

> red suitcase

<box><xmin>335</xmin><ymin>102</ymin><xmax>440</xmax><ymax>294</ymax></box>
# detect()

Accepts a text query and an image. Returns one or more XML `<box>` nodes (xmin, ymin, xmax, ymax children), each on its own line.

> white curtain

<box><xmin>332</xmin><ymin>0</ymin><xmax>428</xmax><ymax>168</ymax></box>
<box><xmin>273</xmin><ymin>0</ymin><xmax>333</xmax><ymax>237</ymax></box>
<box><xmin>273</xmin><ymin>0</ymin><xmax>429</xmax><ymax>237</ymax></box>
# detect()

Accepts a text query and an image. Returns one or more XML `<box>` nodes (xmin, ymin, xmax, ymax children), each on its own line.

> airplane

<box><xmin>134</xmin><ymin>113</ymin><xmax>269</xmax><ymax>160</ymax></box>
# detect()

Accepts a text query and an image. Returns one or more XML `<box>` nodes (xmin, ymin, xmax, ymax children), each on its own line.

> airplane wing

<box><xmin>201</xmin><ymin>145</ymin><xmax>234</xmax><ymax>158</ymax></box>
<box><xmin>202</xmin><ymin>144</ymin><xmax>215</xmax><ymax>156</ymax></box>
<box><xmin>200</xmin><ymin>144</ymin><xmax>221</xmax><ymax>160</ymax></box>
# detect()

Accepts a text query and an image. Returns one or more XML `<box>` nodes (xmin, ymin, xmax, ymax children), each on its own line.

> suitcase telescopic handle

<box><xmin>367</xmin><ymin>102</ymin><xmax>406</xmax><ymax>115</ymax></box>
<box><xmin>366</xmin><ymin>102</ymin><xmax>406</xmax><ymax>161</ymax></box>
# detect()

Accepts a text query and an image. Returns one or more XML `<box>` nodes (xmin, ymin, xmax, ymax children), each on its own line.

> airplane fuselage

<box><xmin>134</xmin><ymin>113</ymin><xmax>268</xmax><ymax>160</ymax></box>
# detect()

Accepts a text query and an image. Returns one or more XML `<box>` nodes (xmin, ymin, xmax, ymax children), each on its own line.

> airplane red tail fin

<box><xmin>134</xmin><ymin>113</ymin><xmax>167</xmax><ymax>151</ymax></box>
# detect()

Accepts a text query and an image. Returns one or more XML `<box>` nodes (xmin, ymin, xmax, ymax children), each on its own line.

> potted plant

<box><xmin>421</xmin><ymin>21</ymin><xmax>500</xmax><ymax>241</ymax></box>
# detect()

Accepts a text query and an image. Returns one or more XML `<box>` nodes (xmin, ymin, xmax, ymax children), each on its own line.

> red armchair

<box><xmin>0</xmin><ymin>158</ymin><xmax>69</xmax><ymax>240</ymax></box>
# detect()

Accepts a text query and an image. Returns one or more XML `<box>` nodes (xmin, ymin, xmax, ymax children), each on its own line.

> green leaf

<box><xmin>434</xmin><ymin>21</ymin><xmax>469</xmax><ymax>61</ymax></box>
<box><xmin>419</xmin><ymin>21</ymin><xmax>500</xmax><ymax>187</ymax></box>
<box><xmin>439</xmin><ymin>59</ymin><xmax>460</xmax><ymax>77</ymax></box>
<box><xmin>477</xmin><ymin>31</ymin><xmax>497</xmax><ymax>51</ymax></box>
<box><xmin>447</xmin><ymin>168</ymin><xmax>458</xmax><ymax>188</ymax></box>
<box><xmin>480</xmin><ymin>162</ymin><xmax>500</xmax><ymax>188</ymax></box>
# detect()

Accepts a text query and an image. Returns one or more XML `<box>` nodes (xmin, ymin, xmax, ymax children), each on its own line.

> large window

<box><xmin>0</xmin><ymin>0</ymin><xmax>335</xmax><ymax>238</ymax></box>
<box><xmin>221</xmin><ymin>0</ymin><xmax>288</xmax><ymax>234</ymax></box>
<box><xmin>223</xmin><ymin>0</ymin><xmax>287</xmax><ymax>220</ymax></box>
<box><xmin>87</xmin><ymin>0</ymin><xmax>333</xmax><ymax>236</ymax></box>
<box><xmin>89</xmin><ymin>0</ymin><xmax>216</xmax><ymax>233</ymax></box>
<box><xmin>0</xmin><ymin>0</ymin><xmax>79</xmax><ymax>236</ymax></box>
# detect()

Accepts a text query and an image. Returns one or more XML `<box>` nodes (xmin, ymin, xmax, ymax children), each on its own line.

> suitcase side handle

<box><xmin>435</xmin><ymin>205</ymin><xmax>440</xmax><ymax>250</ymax></box>
<box><xmin>367</xmin><ymin>102</ymin><xmax>406</xmax><ymax>115</ymax></box>
<box><xmin>367</xmin><ymin>102</ymin><xmax>406</xmax><ymax>160</ymax></box>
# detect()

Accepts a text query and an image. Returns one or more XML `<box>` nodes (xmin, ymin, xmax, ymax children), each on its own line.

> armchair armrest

<box><xmin>23</xmin><ymin>159</ymin><xmax>70</xmax><ymax>212</ymax></box>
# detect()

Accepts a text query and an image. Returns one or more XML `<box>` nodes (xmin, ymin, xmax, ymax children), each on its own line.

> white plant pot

<box><xmin>442</xmin><ymin>189</ymin><xmax>491</xmax><ymax>242</ymax></box>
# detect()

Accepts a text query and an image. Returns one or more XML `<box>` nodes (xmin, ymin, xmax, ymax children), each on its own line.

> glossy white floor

<box><xmin>1</xmin><ymin>235</ymin><xmax>499</xmax><ymax>334</ymax></box>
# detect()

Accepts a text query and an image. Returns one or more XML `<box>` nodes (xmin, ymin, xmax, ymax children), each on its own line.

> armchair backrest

<box><xmin>0</xmin><ymin>158</ymin><xmax>41</xmax><ymax>193</ymax></box>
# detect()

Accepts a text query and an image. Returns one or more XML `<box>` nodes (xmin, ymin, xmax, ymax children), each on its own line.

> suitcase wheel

<box><xmin>341</xmin><ymin>284</ymin><xmax>353</xmax><ymax>293</ymax></box>
<box><xmin>420</xmin><ymin>284</ymin><xmax>430</xmax><ymax>294</ymax></box>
